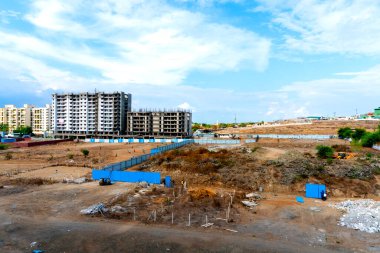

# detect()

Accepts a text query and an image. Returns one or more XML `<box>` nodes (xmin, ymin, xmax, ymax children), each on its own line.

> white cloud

<box><xmin>0</xmin><ymin>0</ymin><xmax>272</xmax><ymax>89</ymax></box>
<box><xmin>256</xmin><ymin>0</ymin><xmax>380</xmax><ymax>55</ymax></box>
<box><xmin>177</xmin><ymin>102</ymin><xmax>195</xmax><ymax>111</ymax></box>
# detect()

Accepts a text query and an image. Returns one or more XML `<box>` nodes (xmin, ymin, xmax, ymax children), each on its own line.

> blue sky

<box><xmin>1</xmin><ymin>0</ymin><xmax>380</xmax><ymax>123</ymax></box>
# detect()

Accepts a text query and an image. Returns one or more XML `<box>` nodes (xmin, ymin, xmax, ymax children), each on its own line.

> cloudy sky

<box><xmin>1</xmin><ymin>0</ymin><xmax>380</xmax><ymax>123</ymax></box>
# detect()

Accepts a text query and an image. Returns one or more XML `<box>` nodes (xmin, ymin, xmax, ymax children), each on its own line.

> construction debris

<box><xmin>330</xmin><ymin>199</ymin><xmax>380</xmax><ymax>233</ymax></box>
<box><xmin>246</xmin><ymin>192</ymin><xmax>262</xmax><ymax>199</ymax></box>
<box><xmin>80</xmin><ymin>203</ymin><xmax>108</xmax><ymax>215</ymax></box>
<box><xmin>63</xmin><ymin>177</ymin><xmax>87</xmax><ymax>184</ymax></box>
<box><xmin>241</xmin><ymin>200</ymin><xmax>258</xmax><ymax>207</ymax></box>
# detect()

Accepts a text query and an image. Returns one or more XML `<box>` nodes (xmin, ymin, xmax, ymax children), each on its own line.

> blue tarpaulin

<box><xmin>296</xmin><ymin>196</ymin><xmax>304</xmax><ymax>203</ymax></box>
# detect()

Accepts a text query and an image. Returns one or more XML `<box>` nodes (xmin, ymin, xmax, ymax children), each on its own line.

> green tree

<box><xmin>0</xmin><ymin>123</ymin><xmax>9</xmax><ymax>132</ymax></box>
<box><xmin>14</xmin><ymin>126</ymin><xmax>32</xmax><ymax>135</ymax></box>
<box><xmin>316</xmin><ymin>145</ymin><xmax>334</xmax><ymax>159</ymax></box>
<box><xmin>337</xmin><ymin>127</ymin><xmax>353</xmax><ymax>139</ymax></box>
<box><xmin>361</xmin><ymin>132</ymin><xmax>380</xmax><ymax>147</ymax></box>
<box><xmin>352</xmin><ymin>128</ymin><xmax>366</xmax><ymax>141</ymax></box>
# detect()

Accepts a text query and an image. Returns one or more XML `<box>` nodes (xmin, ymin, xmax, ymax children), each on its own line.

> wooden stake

<box><xmin>172</xmin><ymin>212</ymin><xmax>174</xmax><ymax>224</ymax></box>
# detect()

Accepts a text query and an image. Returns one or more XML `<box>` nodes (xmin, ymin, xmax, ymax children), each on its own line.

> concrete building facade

<box><xmin>127</xmin><ymin>109</ymin><xmax>192</xmax><ymax>137</ymax></box>
<box><xmin>32</xmin><ymin>105</ymin><xmax>52</xmax><ymax>136</ymax></box>
<box><xmin>0</xmin><ymin>104</ymin><xmax>34</xmax><ymax>133</ymax></box>
<box><xmin>52</xmin><ymin>92</ymin><xmax>132</xmax><ymax>135</ymax></box>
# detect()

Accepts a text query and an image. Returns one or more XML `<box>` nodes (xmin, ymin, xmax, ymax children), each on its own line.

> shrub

<box><xmin>81</xmin><ymin>149</ymin><xmax>90</xmax><ymax>158</ymax></box>
<box><xmin>316</xmin><ymin>145</ymin><xmax>334</xmax><ymax>159</ymax></box>
<box><xmin>337</xmin><ymin>127</ymin><xmax>353</xmax><ymax>139</ymax></box>
<box><xmin>67</xmin><ymin>153</ymin><xmax>74</xmax><ymax>159</ymax></box>
<box><xmin>361</xmin><ymin>132</ymin><xmax>380</xmax><ymax>147</ymax></box>
<box><xmin>5</xmin><ymin>153</ymin><xmax>12</xmax><ymax>160</ymax></box>
<box><xmin>0</xmin><ymin>144</ymin><xmax>9</xmax><ymax>150</ymax></box>
<box><xmin>352</xmin><ymin>128</ymin><xmax>366</xmax><ymax>141</ymax></box>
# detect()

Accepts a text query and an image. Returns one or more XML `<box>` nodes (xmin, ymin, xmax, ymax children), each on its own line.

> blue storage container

<box><xmin>305</xmin><ymin>183</ymin><xmax>326</xmax><ymax>199</ymax></box>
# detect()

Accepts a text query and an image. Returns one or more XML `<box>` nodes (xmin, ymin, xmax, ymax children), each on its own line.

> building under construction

<box><xmin>126</xmin><ymin>109</ymin><xmax>192</xmax><ymax>137</ymax></box>
<box><xmin>52</xmin><ymin>92</ymin><xmax>132</xmax><ymax>135</ymax></box>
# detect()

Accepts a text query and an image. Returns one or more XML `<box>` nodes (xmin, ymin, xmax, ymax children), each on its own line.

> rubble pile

<box><xmin>80</xmin><ymin>203</ymin><xmax>108</xmax><ymax>215</ymax></box>
<box><xmin>331</xmin><ymin>200</ymin><xmax>380</xmax><ymax>233</ymax></box>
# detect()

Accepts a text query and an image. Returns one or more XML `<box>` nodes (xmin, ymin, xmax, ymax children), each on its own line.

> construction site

<box><xmin>0</xmin><ymin>120</ymin><xmax>379</xmax><ymax>253</ymax></box>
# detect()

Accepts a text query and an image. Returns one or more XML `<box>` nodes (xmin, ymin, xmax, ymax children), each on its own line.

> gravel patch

<box><xmin>330</xmin><ymin>199</ymin><xmax>380</xmax><ymax>233</ymax></box>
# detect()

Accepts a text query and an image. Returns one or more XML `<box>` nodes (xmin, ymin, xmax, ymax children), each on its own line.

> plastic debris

<box><xmin>241</xmin><ymin>200</ymin><xmax>258</xmax><ymax>207</ymax></box>
<box><xmin>296</xmin><ymin>196</ymin><xmax>304</xmax><ymax>203</ymax></box>
<box><xmin>246</xmin><ymin>192</ymin><xmax>262</xmax><ymax>199</ymax></box>
<box><xmin>80</xmin><ymin>203</ymin><xmax>107</xmax><ymax>215</ymax></box>
<box><xmin>330</xmin><ymin>199</ymin><xmax>380</xmax><ymax>233</ymax></box>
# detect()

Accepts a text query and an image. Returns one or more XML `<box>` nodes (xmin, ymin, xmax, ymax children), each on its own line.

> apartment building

<box><xmin>32</xmin><ymin>105</ymin><xmax>52</xmax><ymax>136</ymax></box>
<box><xmin>126</xmin><ymin>109</ymin><xmax>192</xmax><ymax>137</ymax></box>
<box><xmin>0</xmin><ymin>104</ymin><xmax>34</xmax><ymax>133</ymax></box>
<box><xmin>52</xmin><ymin>92</ymin><xmax>132</xmax><ymax>135</ymax></box>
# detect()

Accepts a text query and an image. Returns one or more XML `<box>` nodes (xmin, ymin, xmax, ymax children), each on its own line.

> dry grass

<box><xmin>4</xmin><ymin>177</ymin><xmax>58</xmax><ymax>186</ymax></box>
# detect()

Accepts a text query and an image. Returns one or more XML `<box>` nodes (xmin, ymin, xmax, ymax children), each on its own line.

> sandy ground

<box><xmin>0</xmin><ymin>142</ymin><xmax>166</xmax><ymax>180</ymax></box>
<box><xmin>10</xmin><ymin>166</ymin><xmax>92</xmax><ymax>181</ymax></box>
<box><xmin>0</xmin><ymin>182</ymin><xmax>379</xmax><ymax>253</ymax></box>
<box><xmin>218</xmin><ymin>120</ymin><xmax>380</xmax><ymax>135</ymax></box>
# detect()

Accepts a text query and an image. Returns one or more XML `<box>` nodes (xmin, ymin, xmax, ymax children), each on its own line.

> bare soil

<box><xmin>218</xmin><ymin>120</ymin><xmax>379</xmax><ymax>135</ymax></box>
<box><xmin>0</xmin><ymin>140</ymin><xmax>379</xmax><ymax>252</ymax></box>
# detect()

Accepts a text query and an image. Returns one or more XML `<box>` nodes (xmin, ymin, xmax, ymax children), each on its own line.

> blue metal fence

<box><xmin>92</xmin><ymin>170</ymin><xmax>161</xmax><ymax>184</ymax></box>
<box><xmin>92</xmin><ymin>139</ymin><xmax>194</xmax><ymax>183</ymax></box>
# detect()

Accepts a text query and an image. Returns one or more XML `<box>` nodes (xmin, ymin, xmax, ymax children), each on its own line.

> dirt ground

<box><xmin>0</xmin><ymin>182</ymin><xmax>379</xmax><ymax>253</ymax></box>
<box><xmin>0</xmin><ymin>140</ymin><xmax>380</xmax><ymax>252</ymax></box>
<box><xmin>217</xmin><ymin>120</ymin><xmax>379</xmax><ymax>135</ymax></box>
<box><xmin>0</xmin><ymin>142</ymin><xmax>165</xmax><ymax>181</ymax></box>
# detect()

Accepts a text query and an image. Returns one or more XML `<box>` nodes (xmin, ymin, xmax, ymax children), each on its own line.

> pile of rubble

<box><xmin>80</xmin><ymin>203</ymin><xmax>108</xmax><ymax>215</ymax></box>
<box><xmin>330</xmin><ymin>199</ymin><xmax>380</xmax><ymax>233</ymax></box>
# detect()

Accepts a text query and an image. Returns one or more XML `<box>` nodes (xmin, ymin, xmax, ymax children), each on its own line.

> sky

<box><xmin>1</xmin><ymin>0</ymin><xmax>380</xmax><ymax>123</ymax></box>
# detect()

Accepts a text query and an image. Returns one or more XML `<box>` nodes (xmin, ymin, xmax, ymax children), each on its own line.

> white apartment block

<box><xmin>32</xmin><ymin>105</ymin><xmax>52</xmax><ymax>136</ymax></box>
<box><xmin>52</xmin><ymin>92</ymin><xmax>132</xmax><ymax>135</ymax></box>
<box><xmin>127</xmin><ymin>110</ymin><xmax>192</xmax><ymax>137</ymax></box>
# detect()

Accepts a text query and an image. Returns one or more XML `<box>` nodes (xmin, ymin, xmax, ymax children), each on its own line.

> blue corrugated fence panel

<box><xmin>111</xmin><ymin>171</ymin><xmax>161</xmax><ymax>184</ymax></box>
<box><xmin>92</xmin><ymin>170</ymin><xmax>112</xmax><ymax>180</ymax></box>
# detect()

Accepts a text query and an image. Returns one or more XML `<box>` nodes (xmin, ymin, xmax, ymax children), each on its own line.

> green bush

<box><xmin>338</xmin><ymin>127</ymin><xmax>353</xmax><ymax>139</ymax></box>
<box><xmin>0</xmin><ymin>144</ymin><xmax>9</xmax><ymax>150</ymax></box>
<box><xmin>81</xmin><ymin>149</ymin><xmax>90</xmax><ymax>157</ymax></box>
<box><xmin>67</xmin><ymin>153</ymin><xmax>74</xmax><ymax>159</ymax></box>
<box><xmin>316</xmin><ymin>145</ymin><xmax>334</xmax><ymax>159</ymax></box>
<box><xmin>361</xmin><ymin>132</ymin><xmax>380</xmax><ymax>147</ymax></box>
<box><xmin>352</xmin><ymin>128</ymin><xmax>366</xmax><ymax>141</ymax></box>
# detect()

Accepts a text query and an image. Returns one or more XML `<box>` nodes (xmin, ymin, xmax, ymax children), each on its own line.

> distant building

<box><xmin>52</xmin><ymin>92</ymin><xmax>132</xmax><ymax>135</ymax></box>
<box><xmin>374</xmin><ymin>107</ymin><xmax>380</xmax><ymax>118</ymax></box>
<box><xmin>0</xmin><ymin>104</ymin><xmax>34</xmax><ymax>133</ymax></box>
<box><xmin>32</xmin><ymin>105</ymin><xmax>52</xmax><ymax>136</ymax></box>
<box><xmin>127</xmin><ymin>109</ymin><xmax>192</xmax><ymax>137</ymax></box>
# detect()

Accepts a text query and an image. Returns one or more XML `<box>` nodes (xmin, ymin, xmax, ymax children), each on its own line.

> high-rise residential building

<box><xmin>126</xmin><ymin>109</ymin><xmax>192</xmax><ymax>137</ymax></box>
<box><xmin>32</xmin><ymin>105</ymin><xmax>52</xmax><ymax>136</ymax></box>
<box><xmin>0</xmin><ymin>104</ymin><xmax>34</xmax><ymax>133</ymax></box>
<box><xmin>52</xmin><ymin>92</ymin><xmax>132</xmax><ymax>135</ymax></box>
<box><xmin>0</xmin><ymin>107</ymin><xmax>7</xmax><ymax>126</ymax></box>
